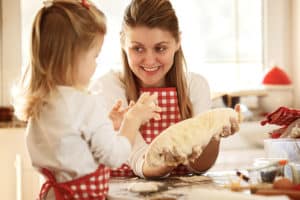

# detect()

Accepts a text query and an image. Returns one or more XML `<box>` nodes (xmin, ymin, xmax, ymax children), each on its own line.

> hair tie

<box><xmin>81</xmin><ymin>0</ymin><xmax>90</xmax><ymax>9</ymax></box>
<box><xmin>43</xmin><ymin>0</ymin><xmax>53</xmax><ymax>8</ymax></box>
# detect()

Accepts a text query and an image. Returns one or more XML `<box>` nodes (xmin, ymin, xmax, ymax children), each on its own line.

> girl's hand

<box><xmin>126</xmin><ymin>92</ymin><xmax>161</xmax><ymax>125</ymax></box>
<box><xmin>109</xmin><ymin>100</ymin><xmax>134</xmax><ymax>131</ymax></box>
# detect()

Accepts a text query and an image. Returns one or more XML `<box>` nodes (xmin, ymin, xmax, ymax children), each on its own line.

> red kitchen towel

<box><xmin>261</xmin><ymin>106</ymin><xmax>300</xmax><ymax>126</ymax></box>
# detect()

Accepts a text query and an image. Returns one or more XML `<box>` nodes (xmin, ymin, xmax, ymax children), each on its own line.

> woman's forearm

<box><xmin>188</xmin><ymin>138</ymin><xmax>220</xmax><ymax>173</ymax></box>
<box><xmin>142</xmin><ymin>162</ymin><xmax>175</xmax><ymax>178</ymax></box>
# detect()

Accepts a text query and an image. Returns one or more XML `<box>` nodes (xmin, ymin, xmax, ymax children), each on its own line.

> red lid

<box><xmin>262</xmin><ymin>66</ymin><xmax>292</xmax><ymax>85</ymax></box>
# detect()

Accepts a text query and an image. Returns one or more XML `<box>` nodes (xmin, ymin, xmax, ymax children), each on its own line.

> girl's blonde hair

<box><xmin>13</xmin><ymin>0</ymin><xmax>106</xmax><ymax>121</ymax></box>
<box><xmin>120</xmin><ymin>0</ymin><xmax>193</xmax><ymax>120</ymax></box>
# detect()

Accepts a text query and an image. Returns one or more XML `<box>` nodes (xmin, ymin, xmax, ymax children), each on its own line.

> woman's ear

<box><xmin>176</xmin><ymin>32</ymin><xmax>182</xmax><ymax>51</ymax></box>
<box><xmin>120</xmin><ymin>34</ymin><xmax>124</xmax><ymax>48</ymax></box>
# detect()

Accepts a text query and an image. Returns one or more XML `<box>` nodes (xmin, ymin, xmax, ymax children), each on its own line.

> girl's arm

<box><xmin>119</xmin><ymin>93</ymin><xmax>161</xmax><ymax>146</ymax></box>
<box><xmin>109</xmin><ymin>100</ymin><xmax>134</xmax><ymax>131</ymax></box>
<box><xmin>90</xmin><ymin>93</ymin><xmax>160</xmax><ymax>168</ymax></box>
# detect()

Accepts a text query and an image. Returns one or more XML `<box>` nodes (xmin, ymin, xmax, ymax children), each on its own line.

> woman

<box><xmin>90</xmin><ymin>0</ymin><xmax>238</xmax><ymax>178</ymax></box>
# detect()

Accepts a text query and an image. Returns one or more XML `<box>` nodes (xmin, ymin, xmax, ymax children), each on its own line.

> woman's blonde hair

<box><xmin>13</xmin><ymin>0</ymin><xmax>106</xmax><ymax>121</ymax></box>
<box><xmin>120</xmin><ymin>0</ymin><xmax>193</xmax><ymax>120</ymax></box>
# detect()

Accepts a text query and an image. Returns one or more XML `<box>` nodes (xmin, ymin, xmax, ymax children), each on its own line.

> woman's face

<box><xmin>123</xmin><ymin>26</ymin><xmax>180</xmax><ymax>88</ymax></box>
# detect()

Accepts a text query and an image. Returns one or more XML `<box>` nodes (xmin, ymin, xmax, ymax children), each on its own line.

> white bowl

<box><xmin>264</xmin><ymin>138</ymin><xmax>300</xmax><ymax>162</ymax></box>
<box><xmin>258</xmin><ymin>85</ymin><xmax>293</xmax><ymax>113</ymax></box>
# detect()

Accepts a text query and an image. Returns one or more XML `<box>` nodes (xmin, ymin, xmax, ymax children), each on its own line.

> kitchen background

<box><xmin>0</xmin><ymin>0</ymin><xmax>299</xmax><ymax>199</ymax></box>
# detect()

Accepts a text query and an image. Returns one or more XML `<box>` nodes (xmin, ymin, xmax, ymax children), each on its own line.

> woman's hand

<box><xmin>218</xmin><ymin>117</ymin><xmax>240</xmax><ymax>138</ymax></box>
<box><xmin>187</xmin><ymin>137</ymin><xmax>220</xmax><ymax>173</ymax></box>
<box><xmin>142</xmin><ymin>159</ymin><xmax>176</xmax><ymax>178</ymax></box>
<box><xmin>109</xmin><ymin>99</ymin><xmax>134</xmax><ymax>131</ymax></box>
<box><xmin>218</xmin><ymin>104</ymin><xmax>241</xmax><ymax>138</ymax></box>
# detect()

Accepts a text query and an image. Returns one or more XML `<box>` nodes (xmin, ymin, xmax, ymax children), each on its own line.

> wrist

<box><xmin>123</xmin><ymin>112</ymin><xmax>141</xmax><ymax>131</ymax></box>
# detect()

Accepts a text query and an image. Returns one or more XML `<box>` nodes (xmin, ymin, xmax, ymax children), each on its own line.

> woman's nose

<box><xmin>142</xmin><ymin>51</ymin><xmax>156</xmax><ymax>66</ymax></box>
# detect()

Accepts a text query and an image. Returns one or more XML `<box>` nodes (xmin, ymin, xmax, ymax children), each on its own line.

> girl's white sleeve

<box><xmin>90</xmin><ymin>71</ymin><xmax>148</xmax><ymax>176</ymax></box>
<box><xmin>80</xmin><ymin>95</ymin><xmax>132</xmax><ymax>169</ymax></box>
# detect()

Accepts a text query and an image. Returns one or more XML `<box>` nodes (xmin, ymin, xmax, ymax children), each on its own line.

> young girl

<box><xmin>12</xmin><ymin>1</ymin><xmax>161</xmax><ymax>199</ymax></box>
<box><xmin>90</xmin><ymin>0</ymin><xmax>239</xmax><ymax>179</ymax></box>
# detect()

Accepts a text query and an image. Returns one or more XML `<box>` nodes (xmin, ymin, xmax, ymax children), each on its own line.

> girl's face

<box><xmin>123</xmin><ymin>26</ymin><xmax>180</xmax><ymax>88</ymax></box>
<box><xmin>74</xmin><ymin>36</ymin><xmax>104</xmax><ymax>88</ymax></box>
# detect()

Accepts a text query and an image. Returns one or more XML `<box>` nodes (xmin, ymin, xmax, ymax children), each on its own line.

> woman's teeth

<box><xmin>142</xmin><ymin>66</ymin><xmax>159</xmax><ymax>72</ymax></box>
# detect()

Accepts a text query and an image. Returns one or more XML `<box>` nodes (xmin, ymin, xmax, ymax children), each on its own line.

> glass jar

<box><xmin>248</xmin><ymin>158</ymin><xmax>287</xmax><ymax>184</ymax></box>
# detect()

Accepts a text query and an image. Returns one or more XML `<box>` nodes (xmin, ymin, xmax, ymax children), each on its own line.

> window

<box><xmin>172</xmin><ymin>0</ymin><xmax>263</xmax><ymax>92</ymax></box>
<box><xmin>20</xmin><ymin>0</ymin><xmax>263</xmax><ymax>92</ymax></box>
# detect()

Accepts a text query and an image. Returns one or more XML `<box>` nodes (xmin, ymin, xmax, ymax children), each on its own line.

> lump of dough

<box><xmin>144</xmin><ymin>107</ymin><xmax>240</xmax><ymax>167</ymax></box>
<box><xmin>128</xmin><ymin>182</ymin><xmax>163</xmax><ymax>193</ymax></box>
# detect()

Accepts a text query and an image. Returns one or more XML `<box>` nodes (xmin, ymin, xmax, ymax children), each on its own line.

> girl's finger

<box><xmin>112</xmin><ymin>99</ymin><xmax>123</xmax><ymax>111</ymax></box>
<box><xmin>128</xmin><ymin>100</ymin><xmax>135</xmax><ymax>108</ymax></box>
<box><xmin>138</xmin><ymin>92</ymin><xmax>150</xmax><ymax>104</ymax></box>
<box><xmin>153</xmin><ymin>113</ymin><xmax>161</xmax><ymax>120</ymax></box>
<box><xmin>143</xmin><ymin>93</ymin><xmax>158</xmax><ymax>105</ymax></box>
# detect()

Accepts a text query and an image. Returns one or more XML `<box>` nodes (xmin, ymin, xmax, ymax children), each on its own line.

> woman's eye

<box><xmin>133</xmin><ymin>46</ymin><xmax>144</xmax><ymax>53</ymax></box>
<box><xmin>155</xmin><ymin>46</ymin><xmax>166</xmax><ymax>52</ymax></box>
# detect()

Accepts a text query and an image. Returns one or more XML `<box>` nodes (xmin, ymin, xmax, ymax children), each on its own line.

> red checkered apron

<box><xmin>38</xmin><ymin>164</ymin><xmax>110</xmax><ymax>200</ymax></box>
<box><xmin>110</xmin><ymin>87</ymin><xmax>191</xmax><ymax>177</ymax></box>
<box><xmin>261</xmin><ymin>106</ymin><xmax>300</xmax><ymax>138</ymax></box>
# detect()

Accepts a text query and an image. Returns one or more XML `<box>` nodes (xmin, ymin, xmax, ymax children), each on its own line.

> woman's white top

<box><xmin>26</xmin><ymin>86</ymin><xmax>131</xmax><ymax>182</ymax></box>
<box><xmin>89</xmin><ymin>70</ymin><xmax>211</xmax><ymax>177</ymax></box>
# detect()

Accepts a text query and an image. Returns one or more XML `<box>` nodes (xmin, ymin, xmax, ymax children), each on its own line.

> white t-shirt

<box><xmin>90</xmin><ymin>70</ymin><xmax>211</xmax><ymax>177</ymax></box>
<box><xmin>26</xmin><ymin>86</ymin><xmax>131</xmax><ymax>182</ymax></box>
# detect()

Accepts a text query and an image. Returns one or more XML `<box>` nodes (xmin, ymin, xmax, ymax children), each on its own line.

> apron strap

<box><xmin>39</xmin><ymin>168</ymin><xmax>74</xmax><ymax>200</ymax></box>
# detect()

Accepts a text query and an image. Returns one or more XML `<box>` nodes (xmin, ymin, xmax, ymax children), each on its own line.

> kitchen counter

<box><xmin>108</xmin><ymin>172</ymin><xmax>289</xmax><ymax>200</ymax></box>
<box><xmin>107</xmin><ymin>119</ymin><xmax>288</xmax><ymax>200</ymax></box>
<box><xmin>108</xmin><ymin>175</ymin><xmax>216</xmax><ymax>200</ymax></box>
<box><xmin>107</xmin><ymin>148</ymin><xmax>289</xmax><ymax>200</ymax></box>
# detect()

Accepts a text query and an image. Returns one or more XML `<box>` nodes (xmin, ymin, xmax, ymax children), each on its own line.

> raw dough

<box><xmin>144</xmin><ymin>107</ymin><xmax>240</xmax><ymax>167</ymax></box>
<box><xmin>128</xmin><ymin>181</ymin><xmax>163</xmax><ymax>193</ymax></box>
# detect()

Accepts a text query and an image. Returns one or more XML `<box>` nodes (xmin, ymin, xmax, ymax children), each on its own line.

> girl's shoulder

<box><xmin>55</xmin><ymin>86</ymin><xmax>108</xmax><ymax>121</ymax></box>
<box><xmin>56</xmin><ymin>86</ymin><xmax>99</xmax><ymax>109</ymax></box>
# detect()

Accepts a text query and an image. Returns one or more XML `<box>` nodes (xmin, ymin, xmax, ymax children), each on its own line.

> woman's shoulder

<box><xmin>89</xmin><ymin>70</ymin><xmax>124</xmax><ymax>93</ymax></box>
<box><xmin>89</xmin><ymin>70</ymin><xmax>127</xmax><ymax>108</ymax></box>
<box><xmin>186</xmin><ymin>72</ymin><xmax>211</xmax><ymax>114</ymax></box>
<box><xmin>186</xmin><ymin>72</ymin><xmax>210</xmax><ymax>89</ymax></box>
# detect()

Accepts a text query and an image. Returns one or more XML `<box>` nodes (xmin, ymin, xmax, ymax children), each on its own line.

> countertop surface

<box><xmin>107</xmin><ymin>171</ymin><xmax>289</xmax><ymax>200</ymax></box>
<box><xmin>107</xmin><ymin>149</ymin><xmax>289</xmax><ymax>200</ymax></box>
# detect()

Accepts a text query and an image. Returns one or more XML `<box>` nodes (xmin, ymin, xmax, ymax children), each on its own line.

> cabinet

<box><xmin>0</xmin><ymin>128</ymin><xmax>41</xmax><ymax>200</ymax></box>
